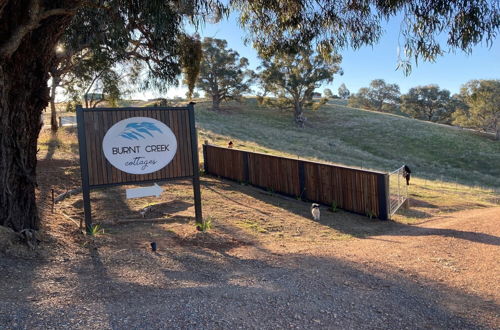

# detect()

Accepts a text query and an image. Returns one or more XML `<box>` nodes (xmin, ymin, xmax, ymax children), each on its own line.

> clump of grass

<box><xmin>87</xmin><ymin>224</ymin><xmax>104</xmax><ymax>236</ymax></box>
<box><xmin>196</xmin><ymin>217</ymin><xmax>213</xmax><ymax>232</ymax></box>
<box><xmin>330</xmin><ymin>200</ymin><xmax>338</xmax><ymax>212</ymax></box>
<box><xmin>239</xmin><ymin>219</ymin><xmax>268</xmax><ymax>233</ymax></box>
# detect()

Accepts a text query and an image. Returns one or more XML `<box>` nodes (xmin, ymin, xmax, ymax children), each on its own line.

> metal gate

<box><xmin>388</xmin><ymin>165</ymin><xmax>408</xmax><ymax>217</ymax></box>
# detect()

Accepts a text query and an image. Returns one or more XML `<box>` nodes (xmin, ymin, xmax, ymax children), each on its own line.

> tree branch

<box><xmin>0</xmin><ymin>0</ymin><xmax>42</xmax><ymax>58</ymax></box>
<box><xmin>0</xmin><ymin>1</ymin><xmax>77</xmax><ymax>58</ymax></box>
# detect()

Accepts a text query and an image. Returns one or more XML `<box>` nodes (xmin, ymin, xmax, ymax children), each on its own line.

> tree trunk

<box><xmin>49</xmin><ymin>74</ymin><xmax>60</xmax><ymax>132</ymax></box>
<box><xmin>0</xmin><ymin>3</ymin><xmax>75</xmax><ymax>232</ymax></box>
<box><xmin>294</xmin><ymin>100</ymin><xmax>305</xmax><ymax>128</ymax></box>
<box><xmin>212</xmin><ymin>92</ymin><xmax>220</xmax><ymax>111</ymax></box>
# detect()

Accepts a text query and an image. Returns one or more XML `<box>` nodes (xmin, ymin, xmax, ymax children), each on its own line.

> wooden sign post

<box><xmin>76</xmin><ymin>104</ymin><xmax>202</xmax><ymax>232</ymax></box>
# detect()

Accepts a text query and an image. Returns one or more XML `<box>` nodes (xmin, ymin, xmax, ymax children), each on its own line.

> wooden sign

<box><xmin>76</xmin><ymin>105</ymin><xmax>202</xmax><ymax>231</ymax></box>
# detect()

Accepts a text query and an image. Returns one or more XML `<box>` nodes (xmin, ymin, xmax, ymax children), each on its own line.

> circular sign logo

<box><xmin>102</xmin><ymin>117</ymin><xmax>177</xmax><ymax>174</ymax></box>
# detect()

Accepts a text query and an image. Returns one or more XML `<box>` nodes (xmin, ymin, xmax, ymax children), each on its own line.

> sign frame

<box><xmin>76</xmin><ymin>104</ymin><xmax>202</xmax><ymax>232</ymax></box>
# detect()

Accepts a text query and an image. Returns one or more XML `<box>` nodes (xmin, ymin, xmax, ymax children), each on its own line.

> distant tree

<box><xmin>401</xmin><ymin>85</ymin><xmax>455</xmax><ymax>123</ymax></box>
<box><xmin>258</xmin><ymin>47</ymin><xmax>342</xmax><ymax>127</ymax></box>
<box><xmin>348</xmin><ymin>79</ymin><xmax>400</xmax><ymax>112</ymax></box>
<box><xmin>196</xmin><ymin>38</ymin><xmax>254</xmax><ymax>111</ymax></box>
<box><xmin>338</xmin><ymin>84</ymin><xmax>350</xmax><ymax>99</ymax></box>
<box><xmin>452</xmin><ymin>80</ymin><xmax>500</xmax><ymax>140</ymax></box>
<box><xmin>323</xmin><ymin>88</ymin><xmax>334</xmax><ymax>98</ymax></box>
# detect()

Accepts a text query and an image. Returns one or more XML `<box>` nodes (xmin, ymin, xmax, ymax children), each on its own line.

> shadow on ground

<box><xmin>208</xmin><ymin>177</ymin><xmax>500</xmax><ymax>247</ymax></box>
<box><xmin>1</xmin><ymin>221</ymin><xmax>497</xmax><ymax>328</ymax></box>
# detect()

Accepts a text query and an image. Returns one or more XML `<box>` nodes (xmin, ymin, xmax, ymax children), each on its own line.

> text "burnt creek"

<box><xmin>112</xmin><ymin>144</ymin><xmax>170</xmax><ymax>154</ymax></box>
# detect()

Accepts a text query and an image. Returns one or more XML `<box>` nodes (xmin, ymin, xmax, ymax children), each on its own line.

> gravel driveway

<box><xmin>1</xmin><ymin>220</ymin><xmax>497</xmax><ymax>330</ymax></box>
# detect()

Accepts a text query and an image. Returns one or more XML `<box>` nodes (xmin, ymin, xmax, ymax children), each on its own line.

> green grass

<box><xmin>195</xmin><ymin>98</ymin><xmax>500</xmax><ymax>190</ymax></box>
<box><xmin>196</xmin><ymin>216</ymin><xmax>213</xmax><ymax>232</ymax></box>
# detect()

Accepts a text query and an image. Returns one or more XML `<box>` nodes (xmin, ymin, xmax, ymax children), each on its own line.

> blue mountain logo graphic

<box><xmin>119</xmin><ymin>122</ymin><xmax>163</xmax><ymax>140</ymax></box>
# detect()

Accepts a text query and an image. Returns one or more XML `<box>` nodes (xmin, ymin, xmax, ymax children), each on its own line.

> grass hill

<box><xmin>195</xmin><ymin>98</ymin><xmax>500</xmax><ymax>190</ymax></box>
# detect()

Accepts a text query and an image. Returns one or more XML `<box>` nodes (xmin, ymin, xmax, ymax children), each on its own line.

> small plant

<box><xmin>365</xmin><ymin>210</ymin><xmax>375</xmax><ymax>219</ymax></box>
<box><xmin>87</xmin><ymin>223</ymin><xmax>104</xmax><ymax>236</ymax></box>
<box><xmin>266</xmin><ymin>187</ymin><xmax>275</xmax><ymax>195</ymax></box>
<box><xmin>330</xmin><ymin>200</ymin><xmax>338</xmax><ymax>212</ymax></box>
<box><xmin>297</xmin><ymin>188</ymin><xmax>306</xmax><ymax>201</ymax></box>
<box><xmin>196</xmin><ymin>217</ymin><xmax>213</xmax><ymax>232</ymax></box>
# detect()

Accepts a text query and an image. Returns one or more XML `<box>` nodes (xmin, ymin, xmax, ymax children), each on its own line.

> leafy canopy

<box><xmin>452</xmin><ymin>80</ymin><xmax>500</xmax><ymax>139</ymax></box>
<box><xmin>338</xmin><ymin>84</ymin><xmax>350</xmax><ymax>99</ymax></box>
<box><xmin>349</xmin><ymin>79</ymin><xmax>401</xmax><ymax>113</ymax></box>
<box><xmin>401</xmin><ymin>85</ymin><xmax>455</xmax><ymax>123</ymax></box>
<box><xmin>258</xmin><ymin>47</ymin><xmax>342</xmax><ymax>126</ymax></box>
<box><xmin>234</xmin><ymin>0</ymin><xmax>499</xmax><ymax>73</ymax></box>
<box><xmin>195</xmin><ymin>37</ymin><xmax>254</xmax><ymax>110</ymax></box>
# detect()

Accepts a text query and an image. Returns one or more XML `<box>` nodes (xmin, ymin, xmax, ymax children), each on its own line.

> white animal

<box><xmin>140</xmin><ymin>205</ymin><xmax>152</xmax><ymax>218</ymax></box>
<box><xmin>311</xmin><ymin>203</ymin><xmax>320</xmax><ymax>221</ymax></box>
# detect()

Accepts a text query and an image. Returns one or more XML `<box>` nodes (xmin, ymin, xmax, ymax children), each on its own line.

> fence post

<box><xmin>202</xmin><ymin>141</ymin><xmax>208</xmax><ymax>174</ymax></box>
<box><xmin>188</xmin><ymin>103</ymin><xmax>203</xmax><ymax>223</ymax></box>
<box><xmin>76</xmin><ymin>105</ymin><xmax>93</xmax><ymax>232</ymax></box>
<box><xmin>242</xmin><ymin>151</ymin><xmax>249</xmax><ymax>183</ymax></box>
<box><xmin>377</xmin><ymin>174</ymin><xmax>389</xmax><ymax>220</ymax></box>
<box><xmin>298</xmin><ymin>161</ymin><xmax>307</xmax><ymax>200</ymax></box>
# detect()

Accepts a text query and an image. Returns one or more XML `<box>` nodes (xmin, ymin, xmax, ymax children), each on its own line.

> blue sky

<box><xmin>139</xmin><ymin>13</ymin><xmax>499</xmax><ymax>99</ymax></box>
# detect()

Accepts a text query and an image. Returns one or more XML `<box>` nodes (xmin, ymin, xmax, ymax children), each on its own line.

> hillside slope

<box><xmin>195</xmin><ymin>98</ymin><xmax>500</xmax><ymax>189</ymax></box>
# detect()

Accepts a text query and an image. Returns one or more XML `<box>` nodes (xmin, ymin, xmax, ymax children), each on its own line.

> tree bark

<box><xmin>49</xmin><ymin>72</ymin><xmax>60</xmax><ymax>131</ymax></box>
<box><xmin>0</xmin><ymin>2</ymin><xmax>75</xmax><ymax>231</ymax></box>
<box><xmin>212</xmin><ymin>92</ymin><xmax>220</xmax><ymax>111</ymax></box>
<box><xmin>294</xmin><ymin>99</ymin><xmax>305</xmax><ymax>128</ymax></box>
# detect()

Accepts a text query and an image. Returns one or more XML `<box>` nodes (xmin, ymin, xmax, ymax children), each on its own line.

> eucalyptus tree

<box><xmin>0</xmin><ymin>0</ymin><xmax>498</xmax><ymax>232</ymax></box>
<box><xmin>195</xmin><ymin>38</ymin><xmax>254</xmax><ymax>111</ymax></box>
<box><xmin>401</xmin><ymin>85</ymin><xmax>455</xmax><ymax>123</ymax></box>
<box><xmin>258</xmin><ymin>47</ymin><xmax>342</xmax><ymax>127</ymax></box>
<box><xmin>323</xmin><ymin>88</ymin><xmax>333</xmax><ymax>99</ymax></box>
<box><xmin>349</xmin><ymin>79</ymin><xmax>401</xmax><ymax>113</ymax></box>
<box><xmin>338</xmin><ymin>84</ymin><xmax>350</xmax><ymax>99</ymax></box>
<box><xmin>452</xmin><ymin>80</ymin><xmax>500</xmax><ymax>140</ymax></box>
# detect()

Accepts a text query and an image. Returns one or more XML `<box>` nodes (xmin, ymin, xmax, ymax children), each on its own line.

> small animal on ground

<box><xmin>140</xmin><ymin>205</ymin><xmax>152</xmax><ymax>218</ymax></box>
<box><xmin>228</xmin><ymin>141</ymin><xmax>233</xmax><ymax>148</ymax></box>
<box><xmin>403</xmin><ymin>165</ymin><xmax>412</xmax><ymax>185</ymax></box>
<box><xmin>311</xmin><ymin>203</ymin><xmax>320</xmax><ymax>221</ymax></box>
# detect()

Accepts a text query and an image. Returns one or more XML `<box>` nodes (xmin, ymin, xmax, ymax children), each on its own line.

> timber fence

<box><xmin>202</xmin><ymin>144</ymin><xmax>391</xmax><ymax>220</ymax></box>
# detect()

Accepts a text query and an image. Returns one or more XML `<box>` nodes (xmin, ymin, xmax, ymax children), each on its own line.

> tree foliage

<box><xmin>235</xmin><ymin>0</ymin><xmax>499</xmax><ymax>73</ymax></box>
<box><xmin>338</xmin><ymin>83</ymin><xmax>350</xmax><ymax>99</ymax></box>
<box><xmin>349</xmin><ymin>80</ymin><xmax>401</xmax><ymax>113</ymax></box>
<box><xmin>401</xmin><ymin>85</ymin><xmax>455</xmax><ymax>123</ymax></box>
<box><xmin>452</xmin><ymin>80</ymin><xmax>500</xmax><ymax>140</ymax></box>
<box><xmin>258</xmin><ymin>48</ymin><xmax>341</xmax><ymax>127</ymax></box>
<box><xmin>195</xmin><ymin>38</ymin><xmax>254</xmax><ymax>110</ymax></box>
<box><xmin>323</xmin><ymin>88</ymin><xmax>333</xmax><ymax>99</ymax></box>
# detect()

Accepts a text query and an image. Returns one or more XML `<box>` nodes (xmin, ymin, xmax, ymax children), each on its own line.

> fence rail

<box><xmin>203</xmin><ymin>144</ymin><xmax>390</xmax><ymax>220</ymax></box>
